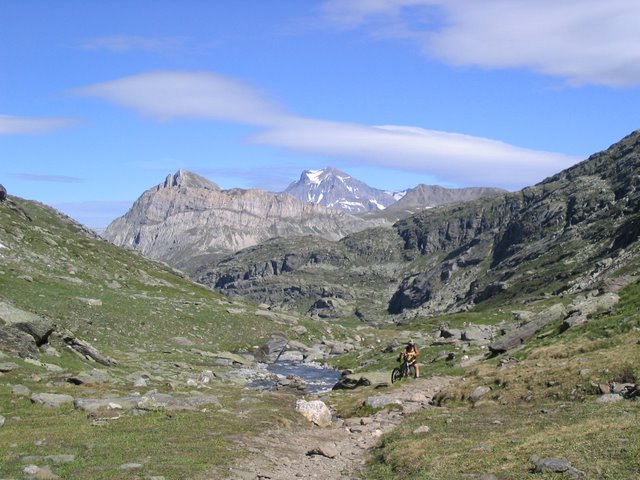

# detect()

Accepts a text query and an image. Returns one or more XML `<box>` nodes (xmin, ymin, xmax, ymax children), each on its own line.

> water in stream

<box><xmin>250</xmin><ymin>361</ymin><xmax>342</xmax><ymax>393</ymax></box>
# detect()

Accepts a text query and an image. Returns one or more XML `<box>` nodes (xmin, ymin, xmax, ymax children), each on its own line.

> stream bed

<box><xmin>249</xmin><ymin>361</ymin><xmax>342</xmax><ymax>393</ymax></box>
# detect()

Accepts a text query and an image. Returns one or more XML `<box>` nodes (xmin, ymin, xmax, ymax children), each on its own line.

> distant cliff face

<box><xmin>283</xmin><ymin>167</ymin><xmax>401</xmax><ymax>213</ymax></box>
<box><xmin>198</xmin><ymin>130</ymin><xmax>640</xmax><ymax>321</ymax></box>
<box><xmin>103</xmin><ymin>170</ymin><xmax>380</xmax><ymax>272</ymax></box>
<box><xmin>387</xmin><ymin>185</ymin><xmax>506</xmax><ymax>213</ymax></box>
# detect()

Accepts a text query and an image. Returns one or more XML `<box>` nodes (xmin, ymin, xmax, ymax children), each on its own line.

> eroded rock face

<box><xmin>0</xmin><ymin>302</ymin><xmax>54</xmax><ymax>358</ymax></box>
<box><xmin>103</xmin><ymin>170</ymin><xmax>379</xmax><ymax>273</ymax></box>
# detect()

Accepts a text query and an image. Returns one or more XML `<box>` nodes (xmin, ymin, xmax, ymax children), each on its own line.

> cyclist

<box><xmin>398</xmin><ymin>340</ymin><xmax>420</xmax><ymax>378</ymax></box>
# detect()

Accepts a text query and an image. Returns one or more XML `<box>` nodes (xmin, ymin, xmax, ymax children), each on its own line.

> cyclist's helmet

<box><xmin>407</xmin><ymin>339</ymin><xmax>415</xmax><ymax>347</ymax></box>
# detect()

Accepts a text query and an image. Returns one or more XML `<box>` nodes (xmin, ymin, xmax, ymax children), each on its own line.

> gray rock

<box><xmin>0</xmin><ymin>361</ymin><xmax>20</xmax><ymax>372</ymax></box>
<box><xmin>0</xmin><ymin>415</ymin><xmax>5</xmax><ymax>427</ymax></box>
<box><xmin>489</xmin><ymin>304</ymin><xmax>566</xmax><ymax>354</ymax></box>
<box><xmin>74</xmin><ymin>397</ymin><xmax>141</xmax><ymax>413</ymax></box>
<box><xmin>307</xmin><ymin>444</ymin><xmax>338</xmax><ymax>459</ymax></box>
<box><xmin>470</xmin><ymin>386</ymin><xmax>491</xmax><ymax>403</ymax></box>
<box><xmin>12</xmin><ymin>384</ymin><xmax>31</xmax><ymax>396</ymax></box>
<box><xmin>461</xmin><ymin>324</ymin><xmax>495</xmax><ymax>343</ymax></box>
<box><xmin>365</xmin><ymin>395</ymin><xmax>402</xmax><ymax>410</ymax></box>
<box><xmin>532</xmin><ymin>457</ymin><xmax>586</xmax><ymax>479</ymax></box>
<box><xmin>67</xmin><ymin>369</ymin><xmax>111</xmax><ymax>385</ymax></box>
<box><xmin>596</xmin><ymin>393</ymin><xmax>623</xmax><ymax>403</ymax></box>
<box><xmin>0</xmin><ymin>301</ymin><xmax>54</xmax><ymax>345</ymax></box>
<box><xmin>255</xmin><ymin>335</ymin><xmax>288</xmax><ymax>363</ymax></box>
<box><xmin>31</xmin><ymin>393</ymin><xmax>75</xmax><ymax>408</ymax></box>
<box><xmin>278</xmin><ymin>350</ymin><xmax>304</xmax><ymax>362</ymax></box>
<box><xmin>413</xmin><ymin>425</ymin><xmax>430</xmax><ymax>435</ymax></box>
<box><xmin>295</xmin><ymin>399</ymin><xmax>332</xmax><ymax>428</ymax></box>
<box><xmin>439</xmin><ymin>325</ymin><xmax>463</xmax><ymax>339</ymax></box>
<box><xmin>137</xmin><ymin>392</ymin><xmax>221</xmax><ymax>411</ymax></box>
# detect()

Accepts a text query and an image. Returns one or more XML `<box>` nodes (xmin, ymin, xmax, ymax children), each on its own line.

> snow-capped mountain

<box><xmin>282</xmin><ymin>167</ymin><xmax>401</xmax><ymax>213</ymax></box>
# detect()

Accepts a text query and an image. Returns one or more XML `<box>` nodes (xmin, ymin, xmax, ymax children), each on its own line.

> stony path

<box><xmin>223</xmin><ymin>375</ymin><xmax>458</xmax><ymax>480</ymax></box>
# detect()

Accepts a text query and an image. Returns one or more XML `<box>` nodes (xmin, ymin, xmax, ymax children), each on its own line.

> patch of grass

<box><xmin>366</xmin><ymin>280</ymin><xmax>640</xmax><ymax>478</ymax></box>
<box><xmin>368</xmin><ymin>401</ymin><xmax>640</xmax><ymax>479</ymax></box>
<box><xmin>0</xmin><ymin>384</ymin><xmax>299</xmax><ymax>479</ymax></box>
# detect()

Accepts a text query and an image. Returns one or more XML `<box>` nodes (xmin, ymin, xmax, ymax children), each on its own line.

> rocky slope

<box><xmin>386</xmin><ymin>184</ymin><xmax>505</xmax><ymax>215</ymax></box>
<box><xmin>198</xmin><ymin>130</ymin><xmax>640</xmax><ymax>321</ymax></box>
<box><xmin>282</xmin><ymin>167</ymin><xmax>401</xmax><ymax>213</ymax></box>
<box><xmin>103</xmin><ymin>170</ymin><xmax>381</xmax><ymax>272</ymax></box>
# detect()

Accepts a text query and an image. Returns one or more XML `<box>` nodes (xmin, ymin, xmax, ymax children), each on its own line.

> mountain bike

<box><xmin>391</xmin><ymin>356</ymin><xmax>416</xmax><ymax>383</ymax></box>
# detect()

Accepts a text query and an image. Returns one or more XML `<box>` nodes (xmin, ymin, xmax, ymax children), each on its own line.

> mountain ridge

<box><xmin>197</xmin><ymin>129</ymin><xmax>640</xmax><ymax>321</ymax></box>
<box><xmin>282</xmin><ymin>167</ymin><xmax>400</xmax><ymax>213</ymax></box>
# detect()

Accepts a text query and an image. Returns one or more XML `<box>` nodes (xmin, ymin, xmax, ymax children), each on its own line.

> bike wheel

<box><xmin>408</xmin><ymin>364</ymin><xmax>417</xmax><ymax>379</ymax></box>
<box><xmin>391</xmin><ymin>368</ymin><xmax>402</xmax><ymax>384</ymax></box>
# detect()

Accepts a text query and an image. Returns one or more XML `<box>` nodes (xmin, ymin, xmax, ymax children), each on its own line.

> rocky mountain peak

<box><xmin>161</xmin><ymin>169</ymin><xmax>220</xmax><ymax>191</ymax></box>
<box><xmin>283</xmin><ymin>166</ymin><xmax>398</xmax><ymax>213</ymax></box>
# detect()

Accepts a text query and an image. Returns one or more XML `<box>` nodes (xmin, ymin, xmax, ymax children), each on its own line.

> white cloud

<box><xmin>0</xmin><ymin>114</ymin><xmax>78</xmax><ymax>135</ymax></box>
<box><xmin>250</xmin><ymin>121</ymin><xmax>577</xmax><ymax>188</ymax></box>
<box><xmin>75</xmin><ymin>71</ymin><xmax>290</xmax><ymax>126</ymax></box>
<box><xmin>80</xmin><ymin>35</ymin><xmax>185</xmax><ymax>53</ymax></box>
<box><xmin>76</xmin><ymin>71</ymin><xmax>578</xmax><ymax>189</ymax></box>
<box><xmin>321</xmin><ymin>0</ymin><xmax>640</xmax><ymax>87</ymax></box>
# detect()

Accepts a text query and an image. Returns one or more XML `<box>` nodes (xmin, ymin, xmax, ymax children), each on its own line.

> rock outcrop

<box><xmin>200</xmin><ymin>129</ymin><xmax>640</xmax><ymax>323</ymax></box>
<box><xmin>0</xmin><ymin>302</ymin><xmax>54</xmax><ymax>358</ymax></box>
<box><xmin>103</xmin><ymin>170</ymin><xmax>380</xmax><ymax>272</ymax></box>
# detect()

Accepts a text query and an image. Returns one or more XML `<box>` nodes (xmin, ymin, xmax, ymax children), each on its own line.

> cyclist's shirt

<box><xmin>401</xmin><ymin>345</ymin><xmax>419</xmax><ymax>364</ymax></box>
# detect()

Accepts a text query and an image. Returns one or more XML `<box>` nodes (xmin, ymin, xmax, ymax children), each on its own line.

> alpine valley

<box><xmin>0</xmin><ymin>131</ymin><xmax>639</xmax><ymax>480</ymax></box>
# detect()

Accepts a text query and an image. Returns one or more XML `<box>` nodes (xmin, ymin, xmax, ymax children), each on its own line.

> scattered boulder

<box><xmin>596</xmin><ymin>393</ymin><xmax>623</xmax><ymax>404</ymax></box>
<box><xmin>255</xmin><ymin>335</ymin><xmax>288</xmax><ymax>363</ymax></box>
<box><xmin>365</xmin><ymin>395</ymin><xmax>402</xmax><ymax>410</ymax></box>
<box><xmin>295</xmin><ymin>399</ymin><xmax>332</xmax><ymax>427</ymax></box>
<box><xmin>306</xmin><ymin>444</ymin><xmax>338</xmax><ymax>459</ymax></box>
<box><xmin>470</xmin><ymin>386</ymin><xmax>491</xmax><ymax>403</ymax></box>
<box><xmin>461</xmin><ymin>325</ymin><xmax>496</xmax><ymax>344</ymax></box>
<box><xmin>413</xmin><ymin>425</ymin><xmax>430</xmax><ymax>435</ymax></box>
<box><xmin>0</xmin><ymin>414</ymin><xmax>5</xmax><ymax>427</ymax></box>
<box><xmin>309</xmin><ymin>297</ymin><xmax>351</xmax><ymax>319</ymax></box>
<box><xmin>333</xmin><ymin>370</ymin><xmax>389</xmax><ymax>390</ymax></box>
<box><xmin>530</xmin><ymin>456</ymin><xmax>586</xmax><ymax>479</ymax></box>
<box><xmin>0</xmin><ymin>302</ymin><xmax>54</xmax><ymax>358</ymax></box>
<box><xmin>431</xmin><ymin>350</ymin><xmax>455</xmax><ymax>362</ymax></box>
<box><xmin>12</xmin><ymin>384</ymin><xmax>31</xmax><ymax>396</ymax></box>
<box><xmin>58</xmin><ymin>329</ymin><xmax>117</xmax><ymax>366</ymax></box>
<box><xmin>489</xmin><ymin>304</ymin><xmax>566</xmax><ymax>355</ymax></box>
<box><xmin>561</xmin><ymin>292</ymin><xmax>620</xmax><ymax>332</ymax></box>
<box><xmin>31</xmin><ymin>393</ymin><xmax>75</xmax><ymax>408</ymax></box>
<box><xmin>23</xmin><ymin>465</ymin><xmax>59</xmax><ymax>479</ymax></box>
<box><xmin>0</xmin><ymin>184</ymin><xmax>6</xmax><ymax>202</ymax></box>
<box><xmin>0</xmin><ymin>361</ymin><xmax>20</xmax><ymax>372</ymax></box>
<box><xmin>439</xmin><ymin>324</ymin><xmax>462</xmax><ymax>340</ymax></box>
<box><xmin>67</xmin><ymin>369</ymin><xmax>111</xmax><ymax>385</ymax></box>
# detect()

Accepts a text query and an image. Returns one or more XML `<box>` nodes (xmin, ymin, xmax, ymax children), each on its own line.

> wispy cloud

<box><xmin>13</xmin><ymin>173</ymin><xmax>84</xmax><ymax>183</ymax></box>
<box><xmin>80</xmin><ymin>35</ymin><xmax>185</xmax><ymax>54</ymax></box>
<box><xmin>321</xmin><ymin>0</ymin><xmax>640</xmax><ymax>87</ymax></box>
<box><xmin>76</xmin><ymin>71</ymin><xmax>579</xmax><ymax>189</ymax></box>
<box><xmin>0</xmin><ymin>114</ymin><xmax>78</xmax><ymax>135</ymax></box>
<box><xmin>75</xmin><ymin>71</ymin><xmax>289</xmax><ymax>125</ymax></box>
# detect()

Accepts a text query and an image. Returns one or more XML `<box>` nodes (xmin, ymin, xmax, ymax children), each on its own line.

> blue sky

<box><xmin>2</xmin><ymin>0</ymin><xmax>640</xmax><ymax>228</ymax></box>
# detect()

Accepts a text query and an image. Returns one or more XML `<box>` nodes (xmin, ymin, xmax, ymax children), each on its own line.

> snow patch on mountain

<box><xmin>283</xmin><ymin>167</ymin><xmax>398</xmax><ymax>214</ymax></box>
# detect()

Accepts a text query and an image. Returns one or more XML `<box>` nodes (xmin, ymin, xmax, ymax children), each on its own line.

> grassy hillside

<box><xmin>0</xmin><ymin>196</ymin><xmax>341</xmax><ymax>479</ymax></box>
<box><xmin>365</xmin><ymin>280</ymin><xmax>640</xmax><ymax>479</ymax></box>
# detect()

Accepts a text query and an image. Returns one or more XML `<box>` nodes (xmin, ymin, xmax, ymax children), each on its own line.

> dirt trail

<box><xmin>223</xmin><ymin>375</ymin><xmax>458</xmax><ymax>480</ymax></box>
